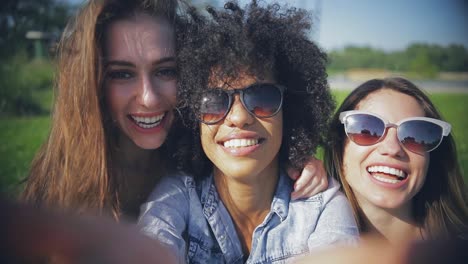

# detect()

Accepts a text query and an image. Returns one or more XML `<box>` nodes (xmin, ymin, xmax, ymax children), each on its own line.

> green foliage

<box><xmin>23</xmin><ymin>60</ymin><xmax>55</xmax><ymax>91</ymax></box>
<box><xmin>408</xmin><ymin>53</ymin><xmax>438</xmax><ymax>78</ymax></box>
<box><xmin>0</xmin><ymin>54</ymin><xmax>54</xmax><ymax>116</ymax></box>
<box><xmin>328</xmin><ymin>46</ymin><xmax>389</xmax><ymax>71</ymax></box>
<box><xmin>0</xmin><ymin>0</ymin><xmax>73</xmax><ymax>117</ymax></box>
<box><xmin>0</xmin><ymin>0</ymin><xmax>73</xmax><ymax>60</ymax></box>
<box><xmin>441</xmin><ymin>44</ymin><xmax>468</xmax><ymax>71</ymax></box>
<box><xmin>328</xmin><ymin>43</ymin><xmax>468</xmax><ymax>78</ymax></box>
<box><xmin>406</xmin><ymin>44</ymin><xmax>439</xmax><ymax>78</ymax></box>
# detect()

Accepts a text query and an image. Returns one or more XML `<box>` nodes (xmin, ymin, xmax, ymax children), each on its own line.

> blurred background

<box><xmin>1</xmin><ymin>0</ymin><xmax>467</xmax><ymax>196</ymax></box>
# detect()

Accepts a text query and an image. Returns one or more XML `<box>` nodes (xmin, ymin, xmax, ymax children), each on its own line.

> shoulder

<box><xmin>146</xmin><ymin>171</ymin><xmax>195</xmax><ymax>200</ymax></box>
<box><xmin>318</xmin><ymin>177</ymin><xmax>347</xmax><ymax>206</ymax></box>
<box><xmin>139</xmin><ymin>172</ymin><xmax>195</xmax><ymax>227</ymax></box>
<box><xmin>294</xmin><ymin>177</ymin><xmax>344</xmax><ymax>206</ymax></box>
<box><xmin>293</xmin><ymin>177</ymin><xmax>355</xmax><ymax>226</ymax></box>
<box><xmin>309</xmin><ymin>179</ymin><xmax>358</xmax><ymax>237</ymax></box>
<box><xmin>140</xmin><ymin>171</ymin><xmax>197</xmax><ymax>216</ymax></box>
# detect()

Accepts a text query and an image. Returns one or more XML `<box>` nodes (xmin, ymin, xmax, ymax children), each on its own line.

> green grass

<box><xmin>0</xmin><ymin>91</ymin><xmax>467</xmax><ymax>196</ymax></box>
<box><xmin>430</xmin><ymin>94</ymin><xmax>468</xmax><ymax>178</ymax></box>
<box><xmin>0</xmin><ymin>116</ymin><xmax>50</xmax><ymax>195</ymax></box>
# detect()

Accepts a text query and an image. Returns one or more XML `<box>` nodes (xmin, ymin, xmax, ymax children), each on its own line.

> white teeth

<box><xmin>367</xmin><ymin>166</ymin><xmax>407</xmax><ymax>185</ymax></box>
<box><xmin>372</xmin><ymin>175</ymin><xmax>401</xmax><ymax>184</ymax></box>
<box><xmin>367</xmin><ymin>166</ymin><xmax>406</xmax><ymax>178</ymax></box>
<box><xmin>223</xmin><ymin>138</ymin><xmax>259</xmax><ymax>148</ymax></box>
<box><xmin>131</xmin><ymin>113</ymin><xmax>165</xmax><ymax>128</ymax></box>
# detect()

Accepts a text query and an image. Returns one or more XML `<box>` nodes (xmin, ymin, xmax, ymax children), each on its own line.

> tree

<box><xmin>327</xmin><ymin>43</ymin><xmax>468</xmax><ymax>75</ymax></box>
<box><xmin>0</xmin><ymin>0</ymin><xmax>75</xmax><ymax>116</ymax></box>
<box><xmin>441</xmin><ymin>44</ymin><xmax>468</xmax><ymax>72</ymax></box>
<box><xmin>0</xmin><ymin>0</ymin><xmax>73</xmax><ymax>60</ymax></box>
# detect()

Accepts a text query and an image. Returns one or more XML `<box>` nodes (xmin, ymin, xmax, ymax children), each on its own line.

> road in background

<box><xmin>329</xmin><ymin>76</ymin><xmax>468</xmax><ymax>94</ymax></box>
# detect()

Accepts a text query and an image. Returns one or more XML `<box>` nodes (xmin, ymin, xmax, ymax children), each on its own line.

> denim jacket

<box><xmin>138</xmin><ymin>171</ymin><xmax>358</xmax><ymax>263</ymax></box>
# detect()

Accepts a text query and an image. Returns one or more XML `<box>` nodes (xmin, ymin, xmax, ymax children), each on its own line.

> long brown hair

<box><xmin>324</xmin><ymin>77</ymin><xmax>468</xmax><ymax>238</ymax></box>
<box><xmin>21</xmin><ymin>0</ymin><xmax>178</xmax><ymax>220</ymax></box>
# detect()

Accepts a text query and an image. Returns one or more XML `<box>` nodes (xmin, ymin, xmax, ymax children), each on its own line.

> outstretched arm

<box><xmin>1</xmin><ymin>198</ymin><xmax>177</xmax><ymax>264</ymax></box>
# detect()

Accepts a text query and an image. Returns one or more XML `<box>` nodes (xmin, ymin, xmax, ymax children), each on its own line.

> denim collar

<box><xmin>201</xmin><ymin>169</ymin><xmax>292</xmax><ymax>222</ymax></box>
<box><xmin>270</xmin><ymin>170</ymin><xmax>292</xmax><ymax>222</ymax></box>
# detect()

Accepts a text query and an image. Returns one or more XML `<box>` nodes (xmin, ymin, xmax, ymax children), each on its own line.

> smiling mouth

<box><xmin>129</xmin><ymin>113</ymin><xmax>165</xmax><ymax>129</ymax></box>
<box><xmin>222</xmin><ymin>138</ymin><xmax>262</xmax><ymax>148</ymax></box>
<box><xmin>367</xmin><ymin>165</ymin><xmax>408</xmax><ymax>184</ymax></box>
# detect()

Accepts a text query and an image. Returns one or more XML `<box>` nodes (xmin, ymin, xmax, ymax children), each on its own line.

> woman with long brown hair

<box><xmin>21</xmin><ymin>0</ymin><xmax>180</xmax><ymax>219</ymax></box>
<box><xmin>324</xmin><ymin>77</ymin><xmax>468</xmax><ymax>242</ymax></box>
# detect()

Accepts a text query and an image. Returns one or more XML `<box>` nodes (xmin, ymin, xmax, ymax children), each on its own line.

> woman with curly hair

<box><xmin>139</xmin><ymin>1</ymin><xmax>358</xmax><ymax>262</ymax></box>
<box><xmin>324</xmin><ymin>77</ymin><xmax>468</xmax><ymax>243</ymax></box>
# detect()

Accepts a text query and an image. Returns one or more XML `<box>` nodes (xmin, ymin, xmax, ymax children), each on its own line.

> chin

<box><xmin>135</xmin><ymin>139</ymin><xmax>166</xmax><ymax>150</ymax></box>
<box><xmin>216</xmin><ymin>164</ymin><xmax>248</xmax><ymax>177</ymax></box>
<box><xmin>370</xmin><ymin>198</ymin><xmax>409</xmax><ymax>210</ymax></box>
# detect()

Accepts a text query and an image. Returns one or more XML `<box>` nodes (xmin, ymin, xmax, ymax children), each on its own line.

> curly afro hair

<box><xmin>174</xmin><ymin>0</ymin><xmax>335</xmax><ymax>177</ymax></box>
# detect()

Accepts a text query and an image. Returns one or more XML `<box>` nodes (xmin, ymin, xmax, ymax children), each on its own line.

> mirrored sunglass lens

<box><xmin>243</xmin><ymin>84</ymin><xmax>282</xmax><ymax>117</ymax></box>
<box><xmin>200</xmin><ymin>90</ymin><xmax>229</xmax><ymax>123</ymax></box>
<box><xmin>346</xmin><ymin>114</ymin><xmax>385</xmax><ymax>145</ymax></box>
<box><xmin>398</xmin><ymin>120</ymin><xmax>442</xmax><ymax>153</ymax></box>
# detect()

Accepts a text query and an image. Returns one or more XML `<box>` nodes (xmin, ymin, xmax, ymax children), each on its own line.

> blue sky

<box><xmin>316</xmin><ymin>0</ymin><xmax>468</xmax><ymax>51</ymax></box>
<box><xmin>67</xmin><ymin>0</ymin><xmax>468</xmax><ymax>51</ymax></box>
<box><xmin>240</xmin><ymin>0</ymin><xmax>468</xmax><ymax>51</ymax></box>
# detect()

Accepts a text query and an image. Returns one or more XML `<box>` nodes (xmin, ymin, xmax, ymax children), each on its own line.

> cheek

<box><xmin>200</xmin><ymin>124</ymin><xmax>218</xmax><ymax>156</ymax></box>
<box><xmin>105</xmin><ymin>85</ymin><xmax>121</xmax><ymax>119</ymax></box>
<box><xmin>271</xmin><ymin>113</ymin><xmax>283</xmax><ymax>148</ymax></box>
<box><xmin>106</xmin><ymin>83</ymin><xmax>135</xmax><ymax>108</ymax></box>
<box><xmin>341</xmin><ymin>140</ymin><xmax>366</xmax><ymax>182</ymax></box>
<box><xmin>415</xmin><ymin>153</ymin><xmax>430</xmax><ymax>185</ymax></box>
<box><xmin>342</xmin><ymin>141</ymin><xmax>353</xmax><ymax>175</ymax></box>
<box><xmin>422</xmin><ymin>154</ymin><xmax>430</xmax><ymax>173</ymax></box>
<box><xmin>160</xmin><ymin>81</ymin><xmax>178</xmax><ymax>106</ymax></box>
<box><xmin>342</xmin><ymin>148</ymin><xmax>351</xmax><ymax>180</ymax></box>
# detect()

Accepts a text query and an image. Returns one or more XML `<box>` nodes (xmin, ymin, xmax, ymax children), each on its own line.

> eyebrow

<box><xmin>104</xmin><ymin>56</ymin><xmax>176</xmax><ymax>68</ymax></box>
<box><xmin>153</xmin><ymin>56</ymin><xmax>176</xmax><ymax>65</ymax></box>
<box><xmin>104</xmin><ymin>60</ymin><xmax>134</xmax><ymax>68</ymax></box>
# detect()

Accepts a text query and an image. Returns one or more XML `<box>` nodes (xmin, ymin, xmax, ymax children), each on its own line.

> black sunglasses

<box><xmin>199</xmin><ymin>83</ymin><xmax>286</xmax><ymax>124</ymax></box>
<box><xmin>340</xmin><ymin>110</ymin><xmax>451</xmax><ymax>154</ymax></box>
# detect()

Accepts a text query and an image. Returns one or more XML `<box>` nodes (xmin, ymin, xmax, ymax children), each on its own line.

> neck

<box><xmin>213</xmin><ymin>161</ymin><xmax>279</xmax><ymax>255</ymax></box>
<box><xmin>112</xmin><ymin>134</ymin><xmax>163</xmax><ymax>218</ymax></box>
<box><xmin>359</xmin><ymin>201</ymin><xmax>423</xmax><ymax>244</ymax></box>
<box><xmin>116</xmin><ymin>135</ymin><xmax>156</xmax><ymax>170</ymax></box>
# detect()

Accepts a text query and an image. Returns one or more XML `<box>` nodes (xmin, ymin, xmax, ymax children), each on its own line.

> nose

<box><xmin>136</xmin><ymin>74</ymin><xmax>160</xmax><ymax>108</ymax></box>
<box><xmin>377</xmin><ymin>128</ymin><xmax>405</xmax><ymax>157</ymax></box>
<box><xmin>224</xmin><ymin>95</ymin><xmax>254</xmax><ymax>128</ymax></box>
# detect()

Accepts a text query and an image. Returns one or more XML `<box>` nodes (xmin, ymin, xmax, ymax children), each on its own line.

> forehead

<box><xmin>105</xmin><ymin>13</ymin><xmax>174</xmax><ymax>59</ymax></box>
<box><xmin>356</xmin><ymin>89</ymin><xmax>425</xmax><ymax>121</ymax></box>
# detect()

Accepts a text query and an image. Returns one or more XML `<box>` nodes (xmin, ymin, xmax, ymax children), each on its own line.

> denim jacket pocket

<box><xmin>187</xmin><ymin>234</ymin><xmax>225</xmax><ymax>263</ymax></box>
